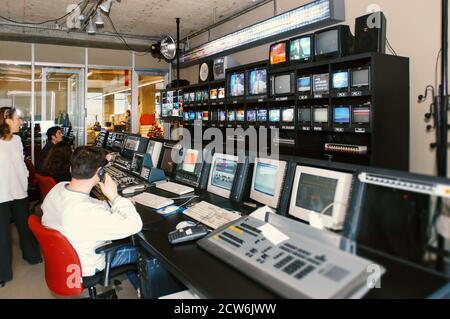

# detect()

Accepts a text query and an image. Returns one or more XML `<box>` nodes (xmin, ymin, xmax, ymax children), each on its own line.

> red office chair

<box><xmin>28</xmin><ymin>215</ymin><xmax>137</xmax><ymax>299</ymax></box>
<box><xmin>35</xmin><ymin>174</ymin><xmax>57</xmax><ymax>201</ymax></box>
<box><xmin>24</xmin><ymin>158</ymin><xmax>41</xmax><ymax>211</ymax></box>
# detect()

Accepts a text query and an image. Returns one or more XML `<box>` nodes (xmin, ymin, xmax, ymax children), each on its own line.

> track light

<box><xmin>87</xmin><ymin>17</ymin><xmax>96</xmax><ymax>35</ymax></box>
<box><xmin>95</xmin><ymin>8</ymin><xmax>104</xmax><ymax>26</ymax></box>
<box><xmin>100</xmin><ymin>0</ymin><xmax>113</xmax><ymax>14</ymax></box>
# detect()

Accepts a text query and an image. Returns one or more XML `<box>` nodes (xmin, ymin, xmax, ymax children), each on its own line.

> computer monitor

<box><xmin>289</xmin><ymin>165</ymin><xmax>353</xmax><ymax>230</ymax></box>
<box><xmin>210</xmin><ymin>89</ymin><xmax>218</xmax><ymax>100</ymax></box>
<box><xmin>247</xmin><ymin>109</ymin><xmax>257</xmax><ymax>122</ymax></box>
<box><xmin>269</xmin><ymin>41</ymin><xmax>288</xmax><ymax>67</ymax></box>
<box><xmin>247</xmin><ymin>68</ymin><xmax>268</xmax><ymax>97</ymax></box>
<box><xmin>351</xmin><ymin>67</ymin><xmax>371</xmax><ymax>90</ymax></box>
<box><xmin>313</xmin><ymin>73</ymin><xmax>330</xmax><ymax>94</ymax></box>
<box><xmin>180</xmin><ymin>149</ymin><xmax>199</xmax><ymax>174</ymax></box>
<box><xmin>352</xmin><ymin>105</ymin><xmax>371</xmax><ymax>125</ymax></box>
<box><xmin>332</xmin><ymin>70</ymin><xmax>349</xmax><ymax>91</ymax></box>
<box><xmin>298</xmin><ymin>107</ymin><xmax>312</xmax><ymax>124</ymax></box>
<box><xmin>250</xmin><ymin>158</ymin><xmax>288</xmax><ymax>208</ymax></box>
<box><xmin>281</xmin><ymin>107</ymin><xmax>295</xmax><ymax>124</ymax></box>
<box><xmin>271</xmin><ymin>73</ymin><xmax>295</xmax><ymax>97</ymax></box>
<box><xmin>227</xmin><ymin>110</ymin><xmax>236</xmax><ymax>122</ymax></box>
<box><xmin>121</xmin><ymin>135</ymin><xmax>140</xmax><ymax>159</ymax></box>
<box><xmin>297</xmin><ymin>76</ymin><xmax>312</xmax><ymax>94</ymax></box>
<box><xmin>146</xmin><ymin>140</ymin><xmax>163</xmax><ymax>169</ymax></box>
<box><xmin>228</xmin><ymin>72</ymin><xmax>245</xmax><ymax>98</ymax></box>
<box><xmin>257</xmin><ymin>109</ymin><xmax>268</xmax><ymax>123</ymax></box>
<box><xmin>313</xmin><ymin>106</ymin><xmax>329</xmax><ymax>125</ymax></box>
<box><xmin>333</xmin><ymin>106</ymin><xmax>351</xmax><ymax>125</ymax></box>
<box><xmin>218</xmin><ymin>87</ymin><xmax>225</xmax><ymax>99</ymax></box>
<box><xmin>290</xmin><ymin>34</ymin><xmax>313</xmax><ymax>63</ymax></box>
<box><xmin>269</xmin><ymin>109</ymin><xmax>280</xmax><ymax>123</ymax></box>
<box><xmin>158</xmin><ymin>145</ymin><xmax>179</xmax><ymax>177</ymax></box>
<box><xmin>236</xmin><ymin>109</ymin><xmax>245</xmax><ymax>122</ymax></box>
<box><xmin>207</xmin><ymin>153</ymin><xmax>239</xmax><ymax>199</ymax></box>
<box><xmin>315</xmin><ymin>25</ymin><xmax>353</xmax><ymax>60</ymax></box>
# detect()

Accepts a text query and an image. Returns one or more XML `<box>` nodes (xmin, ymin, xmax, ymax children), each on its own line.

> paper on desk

<box><xmin>258</xmin><ymin>223</ymin><xmax>289</xmax><ymax>246</ymax></box>
<box><xmin>250</xmin><ymin>206</ymin><xmax>276</xmax><ymax>222</ymax></box>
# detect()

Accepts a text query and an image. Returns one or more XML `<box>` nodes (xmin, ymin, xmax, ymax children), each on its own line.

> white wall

<box><xmin>180</xmin><ymin>0</ymin><xmax>444</xmax><ymax>176</ymax></box>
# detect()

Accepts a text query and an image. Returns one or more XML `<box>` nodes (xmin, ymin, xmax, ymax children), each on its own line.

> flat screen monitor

<box><xmin>207</xmin><ymin>153</ymin><xmax>239</xmax><ymax>199</ymax></box>
<box><xmin>298</xmin><ymin>76</ymin><xmax>312</xmax><ymax>93</ymax></box>
<box><xmin>289</xmin><ymin>165</ymin><xmax>353</xmax><ymax>230</ymax></box>
<box><xmin>247</xmin><ymin>109</ymin><xmax>257</xmax><ymax>122</ymax></box>
<box><xmin>314</xmin><ymin>107</ymin><xmax>329</xmax><ymax>124</ymax></box>
<box><xmin>189</xmin><ymin>111</ymin><xmax>196</xmax><ymax>121</ymax></box>
<box><xmin>146</xmin><ymin>140</ymin><xmax>163</xmax><ymax>169</ymax></box>
<box><xmin>159</xmin><ymin>146</ymin><xmax>177</xmax><ymax>176</ymax></box>
<box><xmin>282</xmin><ymin>107</ymin><xmax>295</xmax><ymax>123</ymax></box>
<box><xmin>352</xmin><ymin>106</ymin><xmax>371</xmax><ymax>124</ymax></box>
<box><xmin>269</xmin><ymin>109</ymin><xmax>280</xmax><ymax>123</ymax></box>
<box><xmin>180</xmin><ymin>149</ymin><xmax>199</xmax><ymax>174</ymax></box>
<box><xmin>257</xmin><ymin>109</ymin><xmax>268</xmax><ymax>122</ymax></box>
<box><xmin>290</xmin><ymin>35</ymin><xmax>313</xmax><ymax>62</ymax></box>
<box><xmin>351</xmin><ymin>68</ymin><xmax>370</xmax><ymax>89</ymax></box>
<box><xmin>313</xmin><ymin>73</ymin><xmax>330</xmax><ymax>94</ymax></box>
<box><xmin>236</xmin><ymin>109</ymin><xmax>245</xmax><ymax>122</ymax></box>
<box><xmin>229</xmin><ymin>72</ymin><xmax>245</xmax><ymax>97</ymax></box>
<box><xmin>272</xmin><ymin>73</ymin><xmax>295</xmax><ymax>96</ymax></box>
<box><xmin>250</xmin><ymin>158</ymin><xmax>287</xmax><ymax>208</ymax></box>
<box><xmin>298</xmin><ymin>107</ymin><xmax>312</xmax><ymax>123</ymax></box>
<box><xmin>218</xmin><ymin>88</ymin><xmax>225</xmax><ymax>99</ymax></box>
<box><xmin>227</xmin><ymin>110</ymin><xmax>236</xmax><ymax>122</ymax></box>
<box><xmin>210</xmin><ymin>89</ymin><xmax>218</xmax><ymax>100</ymax></box>
<box><xmin>247</xmin><ymin>68</ymin><xmax>267</xmax><ymax>96</ymax></box>
<box><xmin>333</xmin><ymin>106</ymin><xmax>351</xmax><ymax>125</ymax></box>
<box><xmin>131</xmin><ymin>153</ymin><xmax>145</xmax><ymax>176</ymax></box>
<box><xmin>332</xmin><ymin>70</ymin><xmax>349</xmax><ymax>90</ymax></box>
<box><xmin>315</xmin><ymin>29</ymin><xmax>339</xmax><ymax>56</ymax></box>
<box><xmin>269</xmin><ymin>41</ymin><xmax>288</xmax><ymax>66</ymax></box>
<box><xmin>123</xmin><ymin>135</ymin><xmax>140</xmax><ymax>152</ymax></box>
<box><xmin>202</xmin><ymin>111</ymin><xmax>209</xmax><ymax>121</ymax></box>
<box><xmin>219</xmin><ymin>110</ymin><xmax>227</xmax><ymax>122</ymax></box>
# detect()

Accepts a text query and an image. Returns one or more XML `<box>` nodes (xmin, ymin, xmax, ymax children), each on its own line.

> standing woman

<box><xmin>0</xmin><ymin>107</ymin><xmax>41</xmax><ymax>288</ymax></box>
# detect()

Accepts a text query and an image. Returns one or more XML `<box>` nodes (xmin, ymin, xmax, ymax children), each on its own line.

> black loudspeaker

<box><xmin>355</xmin><ymin>12</ymin><xmax>387</xmax><ymax>54</ymax></box>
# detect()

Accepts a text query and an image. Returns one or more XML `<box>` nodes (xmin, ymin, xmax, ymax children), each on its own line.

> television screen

<box><xmin>210</xmin><ymin>89</ymin><xmax>218</xmax><ymax>100</ymax></box>
<box><xmin>189</xmin><ymin>111</ymin><xmax>196</xmax><ymax>121</ymax></box>
<box><xmin>316</xmin><ymin>29</ymin><xmax>339</xmax><ymax>56</ymax></box>
<box><xmin>313</xmin><ymin>73</ymin><xmax>330</xmax><ymax>93</ymax></box>
<box><xmin>314</xmin><ymin>107</ymin><xmax>328</xmax><ymax>123</ymax></box>
<box><xmin>227</xmin><ymin>110</ymin><xmax>236</xmax><ymax>122</ymax></box>
<box><xmin>290</xmin><ymin>36</ymin><xmax>312</xmax><ymax>62</ymax></box>
<box><xmin>352</xmin><ymin>68</ymin><xmax>370</xmax><ymax>88</ymax></box>
<box><xmin>218</xmin><ymin>88</ymin><xmax>225</xmax><ymax>99</ymax></box>
<box><xmin>257</xmin><ymin>109</ymin><xmax>268</xmax><ymax>122</ymax></box>
<box><xmin>229</xmin><ymin>73</ymin><xmax>245</xmax><ymax>97</ymax></box>
<box><xmin>202</xmin><ymin>90</ymin><xmax>209</xmax><ymax>101</ymax></box>
<box><xmin>269</xmin><ymin>109</ymin><xmax>280</xmax><ymax>122</ymax></box>
<box><xmin>333</xmin><ymin>106</ymin><xmax>350</xmax><ymax>124</ymax></box>
<box><xmin>298</xmin><ymin>107</ymin><xmax>312</xmax><ymax>123</ymax></box>
<box><xmin>202</xmin><ymin>111</ymin><xmax>209</xmax><ymax>121</ymax></box>
<box><xmin>298</xmin><ymin>76</ymin><xmax>312</xmax><ymax>93</ymax></box>
<box><xmin>219</xmin><ymin>110</ymin><xmax>227</xmax><ymax>122</ymax></box>
<box><xmin>211</xmin><ymin>111</ymin><xmax>218</xmax><ymax>122</ymax></box>
<box><xmin>124</xmin><ymin>136</ymin><xmax>139</xmax><ymax>152</ymax></box>
<box><xmin>183</xmin><ymin>93</ymin><xmax>189</xmax><ymax>102</ymax></box>
<box><xmin>181</xmin><ymin>149</ymin><xmax>199</xmax><ymax>174</ymax></box>
<box><xmin>282</xmin><ymin>108</ymin><xmax>295</xmax><ymax>123</ymax></box>
<box><xmin>196</xmin><ymin>112</ymin><xmax>202</xmax><ymax>120</ymax></box>
<box><xmin>172</xmin><ymin>108</ymin><xmax>180</xmax><ymax>117</ymax></box>
<box><xmin>189</xmin><ymin>92</ymin><xmax>195</xmax><ymax>102</ymax></box>
<box><xmin>211</xmin><ymin>158</ymin><xmax>238</xmax><ymax>191</ymax></box>
<box><xmin>248</xmin><ymin>68</ymin><xmax>267</xmax><ymax>96</ymax></box>
<box><xmin>273</xmin><ymin>74</ymin><xmax>293</xmax><ymax>95</ymax></box>
<box><xmin>236</xmin><ymin>110</ymin><xmax>245</xmax><ymax>122</ymax></box>
<box><xmin>332</xmin><ymin>71</ymin><xmax>349</xmax><ymax>90</ymax></box>
<box><xmin>195</xmin><ymin>91</ymin><xmax>202</xmax><ymax>102</ymax></box>
<box><xmin>353</xmin><ymin>106</ymin><xmax>371</xmax><ymax>124</ymax></box>
<box><xmin>184</xmin><ymin>112</ymin><xmax>189</xmax><ymax>121</ymax></box>
<box><xmin>247</xmin><ymin>110</ymin><xmax>257</xmax><ymax>122</ymax></box>
<box><xmin>270</xmin><ymin>42</ymin><xmax>287</xmax><ymax>65</ymax></box>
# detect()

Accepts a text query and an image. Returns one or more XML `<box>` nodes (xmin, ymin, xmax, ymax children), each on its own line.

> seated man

<box><xmin>41</xmin><ymin>146</ymin><xmax>143</xmax><ymax>289</ymax></box>
<box><xmin>36</xmin><ymin>126</ymin><xmax>64</xmax><ymax>172</ymax></box>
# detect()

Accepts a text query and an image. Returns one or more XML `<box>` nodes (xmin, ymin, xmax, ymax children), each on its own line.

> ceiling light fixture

<box><xmin>87</xmin><ymin>17</ymin><xmax>96</xmax><ymax>35</ymax></box>
<box><xmin>95</xmin><ymin>8</ymin><xmax>104</xmax><ymax>26</ymax></box>
<box><xmin>100</xmin><ymin>0</ymin><xmax>113</xmax><ymax>14</ymax></box>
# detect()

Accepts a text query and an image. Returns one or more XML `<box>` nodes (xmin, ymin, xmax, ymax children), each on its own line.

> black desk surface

<box><xmin>134</xmin><ymin>187</ymin><xmax>450</xmax><ymax>299</ymax></box>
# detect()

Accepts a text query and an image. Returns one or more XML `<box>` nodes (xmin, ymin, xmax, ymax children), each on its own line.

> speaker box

<box><xmin>355</xmin><ymin>12</ymin><xmax>387</xmax><ymax>54</ymax></box>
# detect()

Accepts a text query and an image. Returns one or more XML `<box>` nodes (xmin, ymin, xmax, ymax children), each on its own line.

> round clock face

<box><xmin>200</xmin><ymin>62</ymin><xmax>209</xmax><ymax>82</ymax></box>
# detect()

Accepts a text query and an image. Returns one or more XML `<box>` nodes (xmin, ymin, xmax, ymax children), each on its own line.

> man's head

<box><xmin>71</xmin><ymin>146</ymin><xmax>107</xmax><ymax>183</ymax></box>
<box><xmin>46</xmin><ymin>126</ymin><xmax>63</xmax><ymax>144</ymax></box>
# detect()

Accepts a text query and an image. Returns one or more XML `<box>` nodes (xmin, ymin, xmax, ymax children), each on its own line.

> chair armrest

<box><xmin>95</xmin><ymin>238</ymin><xmax>134</xmax><ymax>287</ymax></box>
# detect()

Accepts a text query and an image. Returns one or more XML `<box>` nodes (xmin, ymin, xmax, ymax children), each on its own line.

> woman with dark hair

<box><xmin>41</xmin><ymin>142</ymin><xmax>73</xmax><ymax>183</ymax></box>
<box><xmin>0</xmin><ymin>107</ymin><xmax>42</xmax><ymax>288</ymax></box>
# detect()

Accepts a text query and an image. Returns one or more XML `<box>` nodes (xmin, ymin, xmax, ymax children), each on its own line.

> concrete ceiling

<box><xmin>0</xmin><ymin>0</ymin><xmax>267</xmax><ymax>39</ymax></box>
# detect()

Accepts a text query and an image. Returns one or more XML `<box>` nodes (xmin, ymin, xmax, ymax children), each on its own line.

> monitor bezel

<box><xmin>331</xmin><ymin>69</ymin><xmax>350</xmax><ymax>92</ymax></box>
<box><xmin>227</xmin><ymin>71</ymin><xmax>246</xmax><ymax>98</ymax></box>
<box><xmin>313</xmin><ymin>73</ymin><xmax>330</xmax><ymax>95</ymax></box>
<box><xmin>352</xmin><ymin>104</ymin><xmax>371</xmax><ymax>126</ymax></box>
<box><xmin>297</xmin><ymin>75</ymin><xmax>313</xmax><ymax>94</ymax></box>
<box><xmin>281</xmin><ymin>107</ymin><xmax>295</xmax><ymax>124</ymax></box>
<box><xmin>207</xmin><ymin>153</ymin><xmax>239</xmax><ymax>199</ymax></box>
<box><xmin>333</xmin><ymin>105</ymin><xmax>351</xmax><ymax>127</ymax></box>
<box><xmin>246</xmin><ymin>67</ymin><xmax>269</xmax><ymax>98</ymax></box>
<box><xmin>289</xmin><ymin>34</ymin><xmax>314</xmax><ymax>64</ymax></box>
<box><xmin>350</xmin><ymin>66</ymin><xmax>371</xmax><ymax>90</ymax></box>
<box><xmin>271</xmin><ymin>72</ymin><xmax>296</xmax><ymax>97</ymax></box>
<box><xmin>269</xmin><ymin>41</ymin><xmax>289</xmax><ymax>68</ymax></box>
<box><xmin>246</xmin><ymin>109</ymin><xmax>257</xmax><ymax>123</ymax></box>
<box><xmin>314</xmin><ymin>26</ymin><xmax>342</xmax><ymax>60</ymax></box>
<box><xmin>146</xmin><ymin>140</ymin><xmax>163</xmax><ymax>170</ymax></box>
<box><xmin>313</xmin><ymin>105</ymin><xmax>329</xmax><ymax>125</ymax></box>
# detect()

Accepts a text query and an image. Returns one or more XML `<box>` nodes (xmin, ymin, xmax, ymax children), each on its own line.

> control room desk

<box><xmin>134</xmin><ymin>187</ymin><xmax>450</xmax><ymax>299</ymax></box>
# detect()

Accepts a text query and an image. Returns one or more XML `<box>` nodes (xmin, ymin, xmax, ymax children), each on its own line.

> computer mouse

<box><xmin>176</xmin><ymin>221</ymin><xmax>196</xmax><ymax>230</ymax></box>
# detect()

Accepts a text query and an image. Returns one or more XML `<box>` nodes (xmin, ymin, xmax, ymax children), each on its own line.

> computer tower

<box><xmin>354</xmin><ymin>12</ymin><xmax>387</xmax><ymax>54</ymax></box>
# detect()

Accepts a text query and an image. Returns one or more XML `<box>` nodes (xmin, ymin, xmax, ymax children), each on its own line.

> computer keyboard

<box><xmin>156</xmin><ymin>181</ymin><xmax>195</xmax><ymax>195</ymax></box>
<box><xmin>183</xmin><ymin>201</ymin><xmax>241</xmax><ymax>230</ymax></box>
<box><xmin>132</xmin><ymin>192</ymin><xmax>174</xmax><ymax>209</ymax></box>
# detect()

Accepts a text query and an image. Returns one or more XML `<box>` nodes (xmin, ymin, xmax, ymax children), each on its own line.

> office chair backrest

<box><xmin>35</xmin><ymin>174</ymin><xmax>57</xmax><ymax>201</ymax></box>
<box><xmin>28</xmin><ymin>215</ymin><xmax>84</xmax><ymax>297</ymax></box>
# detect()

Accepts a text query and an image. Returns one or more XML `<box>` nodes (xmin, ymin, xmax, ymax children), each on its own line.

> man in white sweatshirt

<box><xmin>42</xmin><ymin>146</ymin><xmax>143</xmax><ymax>289</ymax></box>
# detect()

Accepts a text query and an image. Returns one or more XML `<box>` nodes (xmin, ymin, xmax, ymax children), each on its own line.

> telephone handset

<box><xmin>98</xmin><ymin>167</ymin><xmax>106</xmax><ymax>183</ymax></box>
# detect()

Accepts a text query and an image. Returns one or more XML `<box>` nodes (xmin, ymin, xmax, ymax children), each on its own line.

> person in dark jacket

<box><xmin>36</xmin><ymin>126</ymin><xmax>63</xmax><ymax>172</ymax></box>
<box><xmin>41</xmin><ymin>142</ymin><xmax>73</xmax><ymax>183</ymax></box>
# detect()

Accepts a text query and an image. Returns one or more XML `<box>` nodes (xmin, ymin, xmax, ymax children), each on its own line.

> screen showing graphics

<box><xmin>247</xmin><ymin>110</ymin><xmax>257</xmax><ymax>122</ymax></box>
<box><xmin>282</xmin><ymin>108</ymin><xmax>294</xmax><ymax>123</ymax></box>
<box><xmin>332</xmin><ymin>71</ymin><xmax>349</xmax><ymax>90</ymax></box>
<box><xmin>314</xmin><ymin>107</ymin><xmax>328</xmax><ymax>123</ymax></box>
<box><xmin>290</xmin><ymin>36</ymin><xmax>312</xmax><ymax>62</ymax></box>
<box><xmin>229</xmin><ymin>73</ymin><xmax>245</xmax><ymax>97</ymax></box>
<box><xmin>254</xmin><ymin>162</ymin><xmax>278</xmax><ymax>196</ymax></box>
<box><xmin>211</xmin><ymin>159</ymin><xmax>238</xmax><ymax>191</ymax></box>
<box><xmin>196</xmin><ymin>91</ymin><xmax>202</xmax><ymax>102</ymax></box>
<box><xmin>184</xmin><ymin>112</ymin><xmax>189</xmax><ymax>121</ymax></box>
<box><xmin>269</xmin><ymin>109</ymin><xmax>281</xmax><ymax>122</ymax></box>
<box><xmin>218</xmin><ymin>88</ymin><xmax>225</xmax><ymax>99</ymax></box>
<box><xmin>202</xmin><ymin>111</ymin><xmax>209</xmax><ymax>121</ymax></box>
<box><xmin>334</xmin><ymin>106</ymin><xmax>350</xmax><ymax>124</ymax></box>
<box><xmin>248</xmin><ymin>68</ymin><xmax>267</xmax><ymax>96</ymax></box>
<box><xmin>196</xmin><ymin>112</ymin><xmax>202</xmax><ymax>120</ymax></box>
<box><xmin>353</xmin><ymin>106</ymin><xmax>371</xmax><ymax>124</ymax></box>
<box><xmin>313</xmin><ymin>73</ymin><xmax>330</xmax><ymax>93</ymax></box>
<box><xmin>219</xmin><ymin>110</ymin><xmax>227</xmax><ymax>122</ymax></box>
<box><xmin>124</xmin><ymin>136</ymin><xmax>140</xmax><ymax>151</ymax></box>
<box><xmin>257</xmin><ymin>109</ymin><xmax>268</xmax><ymax>122</ymax></box>
<box><xmin>298</xmin><ymin>76</ymin><xmax>312</xmax><ymax>92</ymax></box>
<box><xmin>298</xmin><ymin>107</ymin><xmax>312</xmax><ymax>123</ymax></box>
<box><xmin>210</xmin><ymin>89</ymin><xmax>218</xmax><ymax>100</ymax></box>
<box><xmin>236</xmin><ymin>110</ymin><xmax>245</xmax><ymax>122</ymax></box>
<box><xmin>189</xmin><ymin>92</ymin><xmax>195</xmax><ymax>102</ymax></box>
<box><xmin>202</xmin><ymin>90</ymin><xmax>209</xmax><ymax>101</ymax></box>
<box><xmin>250</xmin><ymin>158</ymin><xmax>287</xmax><ymax>208</ymax></box>
<box><xmin>189</xmin><ymin>111</ymin><xmax>196</xmax><ymax>121</ymax></box>
<box><xmin>227</xmin><ymin>110</ymin><xmax>236</xmax><ymax>122</ymax></box>
<box><xmin>296</xmin><ymin>174</ymin><xmax>338</xmax><ymax>216</ymax></box>
<box><xmin>181</xmin><ymin>149</ymin><xmax>199</xmax><ymax>174</ymax></box>
<box><xmin>270</xmin><ymin>42</ymin><xmax>287</xmax><ymax>65</ymax></box>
